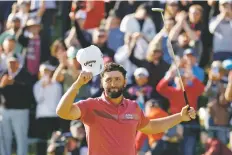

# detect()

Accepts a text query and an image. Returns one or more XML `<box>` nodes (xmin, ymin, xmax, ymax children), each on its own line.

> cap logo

<box><xmin>84</xmin><ymin>60</ymin><xmax>96</xmax><ymax>67</ymax></box>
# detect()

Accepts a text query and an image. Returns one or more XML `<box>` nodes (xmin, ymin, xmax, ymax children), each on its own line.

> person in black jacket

<box><xmin>0</xmin><ymin>54</ymin><xmax>33</xmax><ymax>155</ymax></box>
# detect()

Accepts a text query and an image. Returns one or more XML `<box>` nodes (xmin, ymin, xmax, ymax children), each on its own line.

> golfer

<box><xmin>56</xmin><ymin>62</ymin><xmax>196</xmax><ymax>155</ymax></box>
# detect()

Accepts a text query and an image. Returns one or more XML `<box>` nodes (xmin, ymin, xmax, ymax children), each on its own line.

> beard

<box><xmin>105</xmin><ymin>87</ymin><xmax>124</xmax><ymax>98</ymax></box>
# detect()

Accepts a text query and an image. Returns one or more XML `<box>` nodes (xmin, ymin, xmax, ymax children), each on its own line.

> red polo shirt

<box><xmin>75</xmin><ymin>93</ymin><xmax>149</xmax><ymax>155</ymax></box>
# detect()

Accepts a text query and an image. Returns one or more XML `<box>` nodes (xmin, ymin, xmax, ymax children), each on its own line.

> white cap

<box><xmin>134</xmin><ymin>67</ymin><xmax>149</xmax><ymax>77</ymax></box>
<box><xmin>75</xmin><ymin>10</ymin><xmax>87</xmax><ymax>20</ymax></box>
<box><xmin>219</xmin><ymin>0</ymin><xmax>232</xmax><ymax>4</ymax></box>
<box><xmin>39</xmin><ymin>63</ymin><xmax>56</xmax><ymax>72</ymax></box>
<box><xmin>76</xmin><ymin>45</ymin><xmax>104</xmax><ymax>76</ymax></box>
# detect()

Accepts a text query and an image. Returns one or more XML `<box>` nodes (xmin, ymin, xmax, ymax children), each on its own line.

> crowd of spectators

<box><xmin>0</xmin><ymin>0</ymin><xmax>232</xmax><ymax>155</ymax></box>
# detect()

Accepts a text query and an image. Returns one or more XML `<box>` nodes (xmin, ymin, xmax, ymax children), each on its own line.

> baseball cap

<box><xmin>39</xmin><ymin>63</ymin><xmax>56</xmax><ymax>72</ymax></box>
<box><xmin>183</xmin><ymin>48</ymin><xmax>196</xmax><ymax>56</ymax></box>
<box><xmin>11</xmin><ymin>16</ymin><xmax>21</xmax><ymax>22</ymax></box>
<box><xmin>219</xmin><ymin>0</ymin><xmax>232</xmax><ymax>4</ymax></box>
<box><xmin>222</xmin><ymin>59</ymin><xmax>232</xmax><ymax>70</ymax></box>
<box><xmin>134</xmin><ymin>67</ymin><xmax>149</xmax><ymax>77</ymax></box>
<box><xmin>76</xmin><ymin>45</ymin><xmax>104</xmax><ymax>76</ymax></box>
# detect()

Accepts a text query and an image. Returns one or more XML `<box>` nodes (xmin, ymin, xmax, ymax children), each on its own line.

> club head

<box><xmin>151</xmin><ymin>8</ymin><xmax>164</xmax><ymax>12</ymax></box>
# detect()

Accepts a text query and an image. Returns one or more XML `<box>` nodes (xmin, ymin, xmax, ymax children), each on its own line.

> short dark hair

<box><xmin>100</xmin><ymin>62</ymin><xmax>127</xmax><ymax>78</ymax></box>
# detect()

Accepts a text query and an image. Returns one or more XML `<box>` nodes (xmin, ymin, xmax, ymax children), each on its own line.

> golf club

<box><xmin>152</xmin><ymin>8</ymin><xmax>190</xmax><ymax>106</ymax></box>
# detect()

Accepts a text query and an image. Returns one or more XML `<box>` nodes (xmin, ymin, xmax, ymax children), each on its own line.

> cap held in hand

<box><xmin>76</xmin><ymin>45</ymin><xmax>104</xmax><ymax>76</ymax></box>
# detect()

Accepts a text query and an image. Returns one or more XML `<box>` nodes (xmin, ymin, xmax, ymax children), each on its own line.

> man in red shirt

<box><xmin>156</xmin><ymin>65</ymin><xmax>205</xmax><ymax>114</ymax></box>
<box><xmin>156</xmin><ymin>64</ymin><xmax>204</xmax><ymax>155</ymax></box>
<box><xmin>56</xmin><ymin>62</ymin><xmax>196</xmax><ymax>155</ymax></box>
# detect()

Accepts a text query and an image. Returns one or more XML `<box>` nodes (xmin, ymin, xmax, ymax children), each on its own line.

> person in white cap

<box><xmin>0</xmin><ymin>54</ymin><xmax>34</xmax><ymax>155</ymax></box>
<box><xmin>56</xmin><ymin>61</ymin><xmax>196</xmax><ymax>155</ymax></box>
<box><xmin>127</xmin><ymin>67</ymin><xmax>153</xmax><ymax>111</ymax></box>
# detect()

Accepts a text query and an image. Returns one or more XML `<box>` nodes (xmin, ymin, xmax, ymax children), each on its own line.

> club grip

<box><xmin>183</xmin><ymin>91</ymin><xmax>190</xmax><ymax>110</ymax></box>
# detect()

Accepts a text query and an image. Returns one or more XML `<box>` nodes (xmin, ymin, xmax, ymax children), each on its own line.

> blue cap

<box><xmin>222</xmin><ymin>59</ymin><xmax>232</xmax><ymax>70</ymax></box>
<box><xmin>183</xmin><ymin>48</ymin><xmax>196</xmax><ymax>56</ymax></box>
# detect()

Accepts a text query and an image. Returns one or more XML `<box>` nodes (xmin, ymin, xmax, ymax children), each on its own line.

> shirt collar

<box><xmin>100</xmin><ymin>92</ymin><xmax>126</xmax><ymax>107</ymax></box>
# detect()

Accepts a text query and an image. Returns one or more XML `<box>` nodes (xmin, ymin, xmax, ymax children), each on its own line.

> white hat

<box><xmin>134</xmin><ymin>67</ymin><xmax>149</xmax><ymax>77</ymax></box>
<box><xmin>219</xmin><ymin>0</ymin><xmax>232</xmax><ymax>4</ymax></box>
<box><xmin>76</xmin><ymin>45</ymin><xmax>104</xmax><ymax>76</ymax></box>
<box><xmin>39</xmin><ymin>63</ymin><xmax>56</xmax><ymax>72</ymax></box>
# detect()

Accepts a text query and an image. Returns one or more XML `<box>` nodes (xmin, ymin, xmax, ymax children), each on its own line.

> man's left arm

<box><xmin>139</xmin><ymin>105</ymin><xmax>196</xmax><ymax>134</ymax></box>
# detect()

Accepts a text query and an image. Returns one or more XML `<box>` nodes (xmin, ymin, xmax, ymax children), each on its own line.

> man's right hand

<box><xmin>75</xmin><ymin>71</ymin><xmax>93</xmax><ymax>87</ymax></box>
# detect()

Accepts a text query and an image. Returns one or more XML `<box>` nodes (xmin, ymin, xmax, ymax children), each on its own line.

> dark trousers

<box><xmin>36</xmin><ymin>117</ymin><xmax>60</xmax><ymax>155</ymax></box>
<box><xmin>151</xmin><ymin>140</ymin><xmax>180</xmax><ymax>155</ymax></box>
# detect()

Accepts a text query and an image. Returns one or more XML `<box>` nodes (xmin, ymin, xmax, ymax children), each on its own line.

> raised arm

<box><xmin>69</xmin><ymin>12</ymin><xmax>91</xmax><ymax>48</ymax></box>
<box><xmin>56</xmin><ymin>71</ymin><xmax>92</xmax><ymax>120</ymax></box>
<box><xmin>140</xmin><ymin>105</ymin><xmax>196</xmax><ymax>134</ymax></box>
<box><xmin>182</xmin><ymin>20</ymin><xmax>199</xmax><ymax>41</ymax></box>
<box><xmin>156</xmin><ymin>67</ymin><xmax>176</xmax><ymax>98</ymax></box>
<box><xmin>209</xmin><ymin>14</ymin><xmax>225</xmax><ymax>34</ymax></box>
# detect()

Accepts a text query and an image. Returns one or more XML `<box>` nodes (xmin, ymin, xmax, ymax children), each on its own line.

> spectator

<box><xmin>204</xmin><ymin>61</ymin><xmax>226</xmax><ymax>101</ymax></box>
<box><xmin>151</xmin><ymin>14</ymin><xmax>175</xmax><ymax>64</ymax></box>
<box><xmin>30</xmin><ymin>0</ymin><xmax>57</xmax><ymax>62</ymax></box>
<box><xmin>156</xmin><ymin>64</ymin><xmax>204</xmax><ymax>115</ymax></box>
<box><xmin>65</xmin><ymin>9</ymin><xmax>92</xmax><ymax>54</ymax></box>
<box><xmin>105</xmin><ymin>9</ymin><xmax>124</xmax><ymax>52</ymax></box>
<box><xmin>127</xmin><ymin>67</ymin><xmax>153</xmax><ymax>110</ymax></box>
<box><xmin>170</xmin><ymin>9</ymin><xmax>203</xmax><ymax>60</ymax></box>
<box><xmin>182</xmin><ymin>48</ymin><xmax>205</xmax><ymax>82</ymax></box>
<box><xmin>49</xmin><ymin>39</ymin><xmax>67</xmax><ymax>66</ymax></box>
<box><xmin>18</xmin><ymin>18</ymin><xmax>42</xmax><ymax>79</ymax></box>
<box><xmin>209</xmin><ymin>0</ymin><xmax>232</xmax><ymax>61</ymax></box>
<box><xmin>120</xmin><ymin>3</ymin><xmax>156</xmax><ymax>42</ymax></box>
<box><xmin>69</xmin><ymin>120</ymin><xmax>88</xmax><ymax>155</ymax></box>
<box><xmin>129</xmin><ymin>38</ymin><xmax>170</xmax><ymax>100</ymax></box>
<box><xmin>33</xmin><ymin>63</ymin><xmax>62</xmax><ymax>155</ymax></box>
<box><xmin>156</xmin><ymin>65</ymin><xmax>205</xmax><ymax>155</ymax></box>
<box><xmin>47</xmin><ymin>121</ymin><xmax>88</xmax><ymax>155</ymax></box>
<box><xmin>0</xmin><ymin>16</ymin><xmax>23</xmax><ymax>54</ymax></box>
<box><xmin>0</xmin><ymin>54</ymin><xmax>33</xmax><ymax>155</ymax></box>
<box><xmin>201</xmin><ymin>131</ymin><xmax>232</xmax><ymax>155</ymax></box>
<box><xmin>114</xmin><ymin>33</ymin><xmax>148</xmax><ymax>85</ymax></box>
<box><xmin>164</xmin><ymin>0</ymin><xmax>180</xmax><ymax>20</ymax></box>
<box><xmin>69</xmin><ymin>12</ymin><xmax>115</xmax><ymax>61</ymax></box>
<box><xmin>7</xmin><ymin>1</ymin><xmax>45</xmax><ymax>28</ymax></box>
<box><xmin>207</xmin><ymin>86</ymin><xmax>230</xmax><ymax>144</ymax></box>
<box><xmin>0</xmin><ymin>37</ymin><xmax>24</xmax><ymax>74</ymax></box>
<box><xmin>136</xmin><ymin>99</ymin><xmax>169</xmax><ymax>155</ymax></box>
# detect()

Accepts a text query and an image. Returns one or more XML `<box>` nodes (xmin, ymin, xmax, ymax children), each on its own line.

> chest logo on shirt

<box><xmin>124</xmin><ymin>114</ymin><xmax>135</xmax><ymax>120</ymax></box>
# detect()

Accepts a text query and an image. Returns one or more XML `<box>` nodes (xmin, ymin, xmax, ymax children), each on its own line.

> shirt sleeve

<box><xmin>74</xmin><ymin>98</ymin><xmax>95</xmax><ymax>124</ymax></box>
<box><xmin>137</xmin><ymin>106</ymin><xmax>149</xmax><ymax>130</ymax></box>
